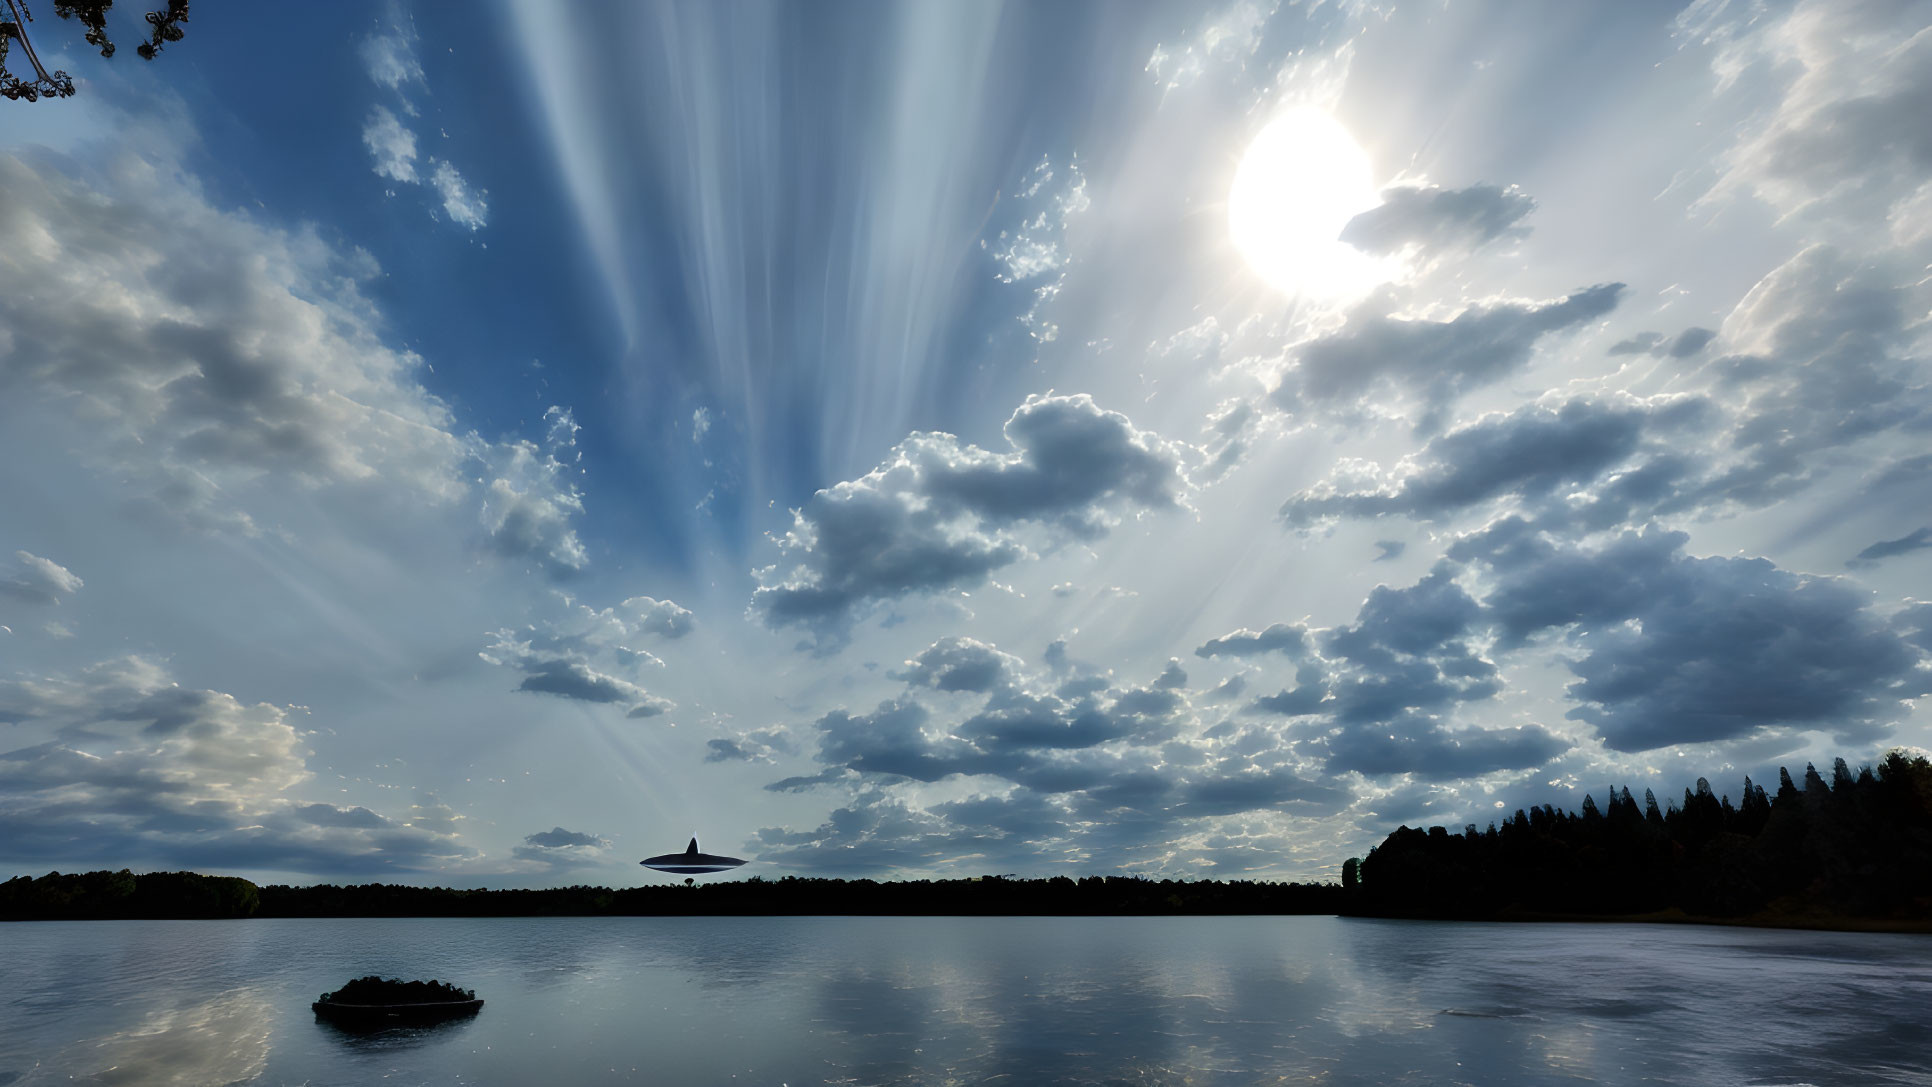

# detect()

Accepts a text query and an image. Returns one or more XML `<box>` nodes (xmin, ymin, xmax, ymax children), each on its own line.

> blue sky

<box><xmin>2</xmin><ymin>0</ymin><xmax>1929</xmax><ymax>886</ymax></box>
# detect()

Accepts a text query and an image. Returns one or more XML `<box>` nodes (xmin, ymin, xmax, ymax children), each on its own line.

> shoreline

<box><xmin>6</xmin><ymin>910</ymin><xmax>1928</xmax><ymax>933</ymax></box>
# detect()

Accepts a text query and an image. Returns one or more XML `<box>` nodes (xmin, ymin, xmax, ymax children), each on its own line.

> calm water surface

<box><xmin>1</xmin><ymin>915</ymin><xmax>1927</xmax><ymax>1085</ymax></box>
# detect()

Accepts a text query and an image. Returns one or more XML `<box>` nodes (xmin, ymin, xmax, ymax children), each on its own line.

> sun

<box><xmin>1227</xmin><ymin>108</ymin><xmax>1389</xmax><ymax>301</ymax></box>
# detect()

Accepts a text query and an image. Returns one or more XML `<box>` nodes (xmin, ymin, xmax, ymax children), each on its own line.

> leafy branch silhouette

<box><xmin>2</xmin><ymin>0</ymin><xmax>188</xmax><ymax>102</ymax></box>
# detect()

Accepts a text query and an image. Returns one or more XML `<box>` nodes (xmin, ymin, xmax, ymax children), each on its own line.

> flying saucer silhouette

<box><xmin>640</xmin><ymin>837</ymin><xmax>746</xmax><ymax>875</ymax></box>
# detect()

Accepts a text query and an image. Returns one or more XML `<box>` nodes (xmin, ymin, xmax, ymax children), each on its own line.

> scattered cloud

<box><xmin>356</xmin><ymin>11</ymin><xmax>487</xmax><ymax>230</ymax></box>
<box><xmin>1340</xmin><ymin>182</ymin><xmax>1535</xmax><ymax>259</ymax></box>
<box><xmin>1851</xmin><ymin>526</ymin><xmax>1932</xmax><ymax>567</ymax></box>
<box><xmin>430</xmin><ymin>160</ymin><xmax>490</xmax><ymax>232</ymax></box>
<box><xmin>753</xmin><ymin>394</ymin><xmax>1190</xmax><ymax>639</ymax></box>
<box><xmin>0</xmin><ymin>657</ymin><xmax>474</xmax><ymax>873</ymax></box>
<box><xmin>362</xmin><ymin>106</ymin><xmax>419</xmax><ymax>183</ymax></box>
<box><xmin>0</xmin><ymin>551</ymin><xmax>83</xmax><ymax>606</ymax></box>
<box><xmin>0</xmin><ymin>151</ymin><xmax>471</xmax><ymax>533</ymax></box>
<box><xmin>1276</xmin><ymin>284</ymin><xmax>1624</xmax><ymax>421</ymax></box>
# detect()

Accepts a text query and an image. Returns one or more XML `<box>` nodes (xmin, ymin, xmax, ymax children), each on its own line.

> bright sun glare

<box><xmin>1228</xmin><ymin>108</ymin><xmax>1389</xmax><ymax>301</ymax></box>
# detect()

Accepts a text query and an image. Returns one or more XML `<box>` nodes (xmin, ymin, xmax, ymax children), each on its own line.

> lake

<box><xmin>0</xmin><ymin>915</ymin><xmax>1926</xmax><ymax>1085</ymax></box>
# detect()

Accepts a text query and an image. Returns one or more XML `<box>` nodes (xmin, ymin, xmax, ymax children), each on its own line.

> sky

<box><xmin>2</xmin><ymin>0</ymin><xmax>1929</xmax><ymax>887</ymax></box>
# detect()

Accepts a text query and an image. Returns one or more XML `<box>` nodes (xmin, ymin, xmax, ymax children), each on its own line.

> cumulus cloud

<box><xmin>0</xmin><ymin>657</ymin><xmax>473</xmax><ymax>872</ymax></box>
<box><xmin>1282</xmin><ymin>396</ymin><xmax>1708</xmax><ymax>528</ymax></box>
<box><xmin>704</xmin><ymin>728</ymin><xmax>795</xmax><ymax>764</ymax></box>
<box><xmin>0</xmin><ymin>551</ymin><xmax>83</xmax><ymax>606</ymax></box>
<box><xmin>480</xmin><ymin>406</ymin><xmax>587</xmax><ymax>574</ymax></box>
<box><xmin>1340</xmin><ymin>182</ymin><xmax>1536</xmax><ymax>258</ymax></box>
<box><xmin>894</xmin><ymin>636</ymin><xmax>1025</xmax><ymax>693</ymax></box>
<box><xmin>625</xmin><ymin>595</ymin><xmax>695</xmax><ymax>639</ymax></box>
<box><xmin>1195</xmin><ymin>622</ymin><xmax>1311</xmax><ymax>659</ymax></box>
<box><xmin>1455</xmin><ymin>524</ymin><xmax>1931</xmax><ymax>752</ymax></box>
<box><xmin>753</xmin><ymin>393</ymin><xmax>1189</xmax><ymax>637</ymax></box>
<box><xmin>768</xmin><ymin>635</ymin><xmax>1346</xmax><ymax>846</ymax></box>
<box><xmin>1192</xmin><ymin>568</ymin><xmax>1568</xmax><ymax>780</ymax></box>
<box><xmin>480</xmin><ymin>591</ymin><xmax>689</xmax><ymax>719</ymax></box>
<box><xmin>1277</xmin><ymin>284</ymin><xmax>1624</xmax><ymax>418</ymax></box>
<box><xmin>0</xmin><ymin>151</ymin><xmax>473</xmax><ymax>531</ymax></box>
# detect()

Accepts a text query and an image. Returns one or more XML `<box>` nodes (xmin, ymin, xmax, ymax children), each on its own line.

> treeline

<box><xmin>0</xmin><ymin>869</ymin><xmax>259</xmax><ymax>920</ymax></box>
<box><xmin>1349</xmin><ymin>749</ymin><xmax>1932</xmax><ymax>924</ymax></box>
<box><xmin>2</xmin><ymin>872</ymin><xmax>1341</xmax><ymax>920</ymax></box>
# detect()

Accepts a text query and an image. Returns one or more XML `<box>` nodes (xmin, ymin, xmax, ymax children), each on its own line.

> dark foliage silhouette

<box><xmin>317</xmin><ymin>976</ymin><xmax>476</xmax><ymax>1005</ymax></box>
<box><xmin>1347</xmin><ymin>749</ymin><xmax>1932</xmax><ymax>924</ymax></box>
<box><xmin>1</xmin><ymin>0</ymin><xmax>188</xmax><ymax>101</ymax></box>
<box><xmin>3</xmin><ymin>871</ymin><xmax>1341</xmax><ymax>919</ymax></box>
<box><xmin>0</xmin><ymin>868</ymin><xmax>257</xmax><ymax>919</ymax></box>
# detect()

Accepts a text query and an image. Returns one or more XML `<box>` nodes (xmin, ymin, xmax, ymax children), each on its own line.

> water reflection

<box><xmin>34</xmin><ymin>989</ymin><xmax>272</xmax><ymax>1086</ymax></box>
<box><xmin>313</xmin><ymin>1011</ymin><xmax>480</xmax><ymax>1049</ymax></box>
<box><xmin>2</xmin><ymin>917</ymin><xmax>1929</xmax><ymax>1085</ymax></box>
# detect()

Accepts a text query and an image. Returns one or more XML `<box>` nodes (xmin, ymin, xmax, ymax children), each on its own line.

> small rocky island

<box><xmin>313</xmin><ymin>976</ymin><xmax>483</xmax><ymax>1026</ymax></box>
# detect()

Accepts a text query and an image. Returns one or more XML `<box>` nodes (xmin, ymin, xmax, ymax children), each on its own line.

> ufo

<box><xmin>640</xmin><ymin>837</ymin><xmax>746</xmax><ymax>875</ymax></box>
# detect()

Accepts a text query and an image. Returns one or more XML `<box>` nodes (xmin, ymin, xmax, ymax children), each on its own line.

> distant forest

<box><xmin>5</xmin><ymin>750</ymin><xmax>1929</xmax><ymax>928</ymax></box>
<box><xmin>1346</xmin><ymin>749</ymin><xmax>1932</xmax><ymax>926</ymax></box>
<box><xmin>0</xmin><ymin>871</ymin><xmax>1340</xmax><ymax>921</ymax></box>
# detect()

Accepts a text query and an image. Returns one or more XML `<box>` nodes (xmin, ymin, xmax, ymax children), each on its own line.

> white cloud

<box><xmin>0</xmin><ymin>551</ymin><xmax>83</xmax><ymax>606</ymax></box>
<box><xmin>358</xmin><ymin>25</ymin><xmax>424</xmax><ymax>94</ymax></box>
<box><xmin>0</xmin><ymin>151</ymin><xmax>472</xmax><ymax>531</ymax></box>
<box><xmin>362</xmin><ymin>105</ymin><xmax>419</xmax><ymax>183</ymax></box>
<box><xmin>0</xmin><ymin>657</ymin><xmax>475</xmax><ymax>872</ymax></box>
<box><xmin>430</xmin><ymin>160</ymin><xmax>490</xmax><ymax>231</ymax></box>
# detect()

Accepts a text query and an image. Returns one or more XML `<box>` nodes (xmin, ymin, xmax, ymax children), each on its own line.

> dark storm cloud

<box><xmin>1194</xmin><ymin>622</ymin><xmax>1312</xmax><ymax>659</ymax></box>
<box><xmin>1282</xmin><ymin>398</ymin><xmax>1703</xmax><ymax>527</ymax></box>
<box><xmin>1277</xmin><ymin>283</ymin><xmax>1623</xmax><ymax>416</ymax></box>
<box><xmin>1456</xmin><ymin>525</ymin><xmax>1931</xmax><ymax>751</ymax></box>
<box><xmin>1851</xmin><ymin>527</ymin><xmax>1932</xmax><ymax>566</ymax></box>
<box><xmin>752</xmin><ymin>394</ymin><xmax>1189</xmax><ymax>637</ymax></box>
<box><xmin>1339</xmin><ymin>183</ymin><xmax>1536</xmax><ymax>257</ymax></box>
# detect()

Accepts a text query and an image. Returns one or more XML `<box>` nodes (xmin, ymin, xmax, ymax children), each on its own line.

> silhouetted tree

<box><xmin>1</xmin><ymin>0</ymin><xmax>188</xmax><ymax>101</ymax></box>
<box><xmin>1347</xmin><ymin>749</ymin><xmax>1932</xmax><ymax>926</ymax></box>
